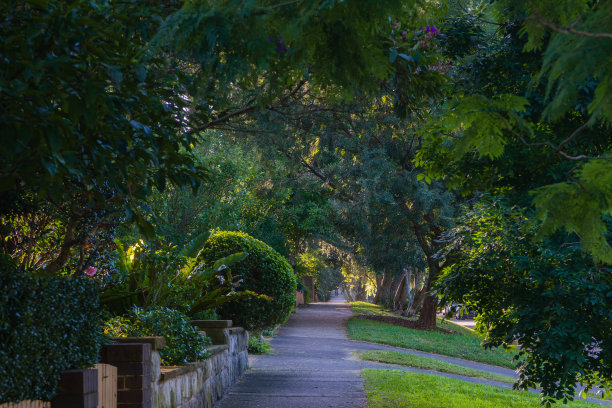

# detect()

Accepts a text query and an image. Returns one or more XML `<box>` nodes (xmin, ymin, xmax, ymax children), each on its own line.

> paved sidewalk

<box><xmin>216</xmin><ymin>292</ymin><xmax>366</xmax><ymax>408</ymax></box>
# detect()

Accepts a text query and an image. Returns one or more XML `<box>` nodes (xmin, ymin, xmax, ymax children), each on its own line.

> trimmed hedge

<box><xmin>0</xmin><ymin>268</ymin><xmax>100</xmax><ymax>403</ymax></box>
<box><xmin>199</xmin><ymin>231</ymin><xmax>296</xmax><ymax>330</ymax></box>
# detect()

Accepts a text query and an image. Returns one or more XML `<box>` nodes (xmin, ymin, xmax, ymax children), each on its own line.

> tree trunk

<box><xmin>373</xmin><ymin>270</ymin><xmax>385</xmax><ymax>304</ymax></box>
<box><xmin>343</xmin><ymin>284</ymin><xmax>355</xmax><ymax>302</ymax></box>
<box><xmin>45</xmin><ymin>214</ymin><xmax>79</xmax><ymax>275</ymax></box>
<box><xmin>416</xmin><ymin>268</ymin><xmax>439</xmax><ymax>329</ymax></box>
<box><xmin>393</xmin><ymin>198</ymin><xmax>446</xmax><ymax>330</ymax></box>
<box><xmin>406</xmin><ymin>268</ymin><xmax>427</xmax><ymax>316</ymax></box>
<box><xmin>354</xmin><ymin>278</ymin><xmax>367</xmax><ymax>301</ymax></box>
<box><xmin>392</xmin><ymin>270</ymin><xmax>408</xmax><ymax>312</ymax></box>
<box><xmin>374</xmin><ymin>270</ymin><xmax>402</xmax><ymax>308</ymax></box>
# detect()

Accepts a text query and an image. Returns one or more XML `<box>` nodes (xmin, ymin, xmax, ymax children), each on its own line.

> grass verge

<box><xmin>348</xmin><ymin>302</ymin><xmax>517</xmax><ymax>368</ymax></box>
<box><xmin>357</xmin><ymin>350</ymin><xmax>515</xmax><ymax>383</ymax></box>
<box><xmin>362</xmin><ymin>370</ymin><xmax>600</xmax><ymax>408</ymax></box>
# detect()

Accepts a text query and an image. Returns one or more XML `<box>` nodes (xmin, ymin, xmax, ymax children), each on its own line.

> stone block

<box><xmin>123</xmin><ymin>374</ymin><xmax>145</xmax><ymax>389</ymax></box>
<box><xmin>104</xmin><ymin>343</ymin><xmax>152</xmax><ymax>362</ymax></box>
<box><xmin>148</xmin><ymin>327</ymin><xmax>249</xmax><ymax>408</ymax></box>
<box><xmin>118</xmin><ymin>389</ymin><xmax>145</xmax><ymax>403</ymax></box>
<box><xmin>205</xmin><ymin>328</ymin><xmax>230</xmax><ymax>345</ymax></box>
<box><xmin>207</xmin><ymin>344</ymin><xmax>229</xmax><ymax>355</ymax></box>
<box><xmin>112</xmin><ymin>361</ymin><xmax>151</xmax><ymax>376</ymax></box>
<box><xmin>191</xmin><ymin>320</ymin><xmax>233</xmax><ymax>329</ymax></box>
<box><xmin>111</xmin><ymin>336</ymin><xmax>165</xmax><ymax>351</ymax></box>
<box><xmin>151</xmin><ymin>350</ymin><xmax>162</xmax><ymax>382</ymax></box>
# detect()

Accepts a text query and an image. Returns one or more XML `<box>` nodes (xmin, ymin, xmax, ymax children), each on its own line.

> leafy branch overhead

<box><xmin>419</xmin><ymin>0</ymin><xmax>612</xmax><ymax>264</ymax></box>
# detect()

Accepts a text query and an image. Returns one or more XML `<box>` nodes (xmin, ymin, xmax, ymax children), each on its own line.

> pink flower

<box><xmin>84</xmin><ymin>266</ymin><xmax>98</xmax><ymax>277</ymax></box>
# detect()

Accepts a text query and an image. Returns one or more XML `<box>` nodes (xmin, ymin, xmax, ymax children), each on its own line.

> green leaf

<box><xmin>212</xmin><ymin>252</ymin><xmax>249</xmax><ymax>270</ymax></box>
<box><xmin>389</xmin><ymin>47</ymin><xmax>398</xmax><ymax>63</ymax></box>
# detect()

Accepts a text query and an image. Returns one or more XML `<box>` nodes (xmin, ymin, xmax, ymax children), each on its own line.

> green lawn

<box><xmin>362</xmin><ymin>370</ymin><xmax>600</xmax><ymax>408</ymax></box>
<box><xmin>348</xmin><ymin>302</ymin><xmax>517</xmax><ymax>368</ymax></box>
<box><xmin>350</xmin><ymin>301</ymin><xmax>398</xmax><ymax>317</ymax></box>
<box><xmin>357</xmin><ymin>350</ymin><xmax>515</xmax><ymax>384</ymax></box>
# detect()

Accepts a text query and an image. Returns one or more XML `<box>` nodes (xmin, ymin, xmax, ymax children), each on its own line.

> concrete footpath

<box><xmin>216</xmin><ymin>292</ymin><xmax>366</xmax><ymax>408</ymax></box>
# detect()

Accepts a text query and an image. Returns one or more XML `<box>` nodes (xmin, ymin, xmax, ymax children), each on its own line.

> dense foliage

<box><xmin>0</xmin><ymin>267</ymin><xmax>100</xmax><ymax>402</ymax></box>
<box><xmin>420</xmin><ymin>1</ymin><xmax>612</xmax><ymax>263</ymax></box>
<box><xmin>103</xmin><ymin>307</ymin><xmax>211</xmax><ymax>366</ymax></box>
<box><xmin>0</xmin><ymin>1</ymin><xmax>207</xmax><ymax>274</ymax></box>
<box><xmin>415</xmin><ymin>2</ymin><xmax>612</xmax><ymax>402</ymax></box>
<box><xmin>438</xmin><ymin>200</ymin><xmax>612</xmax><ymax>401</ymax></box>
<box><xmin>199</xmin><ymin>231</ymin><xmax>297</xmax><ymax>330</ymax></box>
<box><xmin>99</xmin><ymin>235</ymin><xmax>264</xmax><ymax>317</ymax></box>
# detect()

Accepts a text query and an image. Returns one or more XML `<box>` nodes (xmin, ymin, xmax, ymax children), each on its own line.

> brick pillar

<box><xmin>100</xmin><ymin>343</ymin><xmax>152</xmax><ymax>408</ymax></box>
<box><xmin>51</xmin><ymin>368</ymin><xmax>98</xmax><ymax>408</ymax></box>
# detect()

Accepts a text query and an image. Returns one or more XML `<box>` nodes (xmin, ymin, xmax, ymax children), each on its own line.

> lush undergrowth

<box><xmin>357</xmin><ymin>350</ymin><xmax>515</xmax><ymax>383</ymax></box>
<box><xmin>362</xmin><ymin>370</ymin><xmax>600</xmax><ymax>408</ymax></box>
<box><xmin>348</xmin><ymin>302</ymin><xmax>517</xmax><ymax>368</ymax></box>
<box><xmin>247</xmin><ymin>336</ymin><xmax>271</xmax><ymax>354</ymax></box>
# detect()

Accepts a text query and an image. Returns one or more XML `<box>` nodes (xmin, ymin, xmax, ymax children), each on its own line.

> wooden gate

<box><xmin>95</xmin><ymin>363</ymin><xmax>117</xmax><ymax>408</ymax></box>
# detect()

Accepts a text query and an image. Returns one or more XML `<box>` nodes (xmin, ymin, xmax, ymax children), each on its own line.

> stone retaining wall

<box><xmin>152</xmin><ymin>327</ymin><xmax>248</xmax><ymax>408</ymax></box>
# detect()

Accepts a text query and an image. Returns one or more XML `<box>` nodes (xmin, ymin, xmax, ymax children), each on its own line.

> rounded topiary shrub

<box><xmin>199</xmin><ymin>231</ymin><xmax>296</xmax><ymax>330</ymax></box>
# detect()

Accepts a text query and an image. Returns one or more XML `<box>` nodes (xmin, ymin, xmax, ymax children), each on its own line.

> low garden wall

<box><xmin>100</xmin><ymin>320</ymin><xmax>248</xmax><ymax>408</ymax></box>
<box><xmin>153</xmin><ymin>323</ymin><xmax>248</xmax><ymax>408</ymax></box>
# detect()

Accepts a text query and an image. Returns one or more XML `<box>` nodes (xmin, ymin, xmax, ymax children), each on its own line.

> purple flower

<box><xmin>268</xmin><ymin>37</ymin><xmax>287</xmax><ymax>51</ymax></box>
<box><xmin>84</xmin><ymin>266</ymin><xmax>98</xmax><ymax>277</ymax></box>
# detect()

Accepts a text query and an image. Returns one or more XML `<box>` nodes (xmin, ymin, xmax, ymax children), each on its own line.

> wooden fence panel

<box><xmin>0</xmin><ymin>401</ymin><xmax>50</xmax><ymax>408</ymax></box>
<box><xmin>95</xmin><ymin>363</ymin><xmax>117</xmax><ymax>408</ymax></box>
